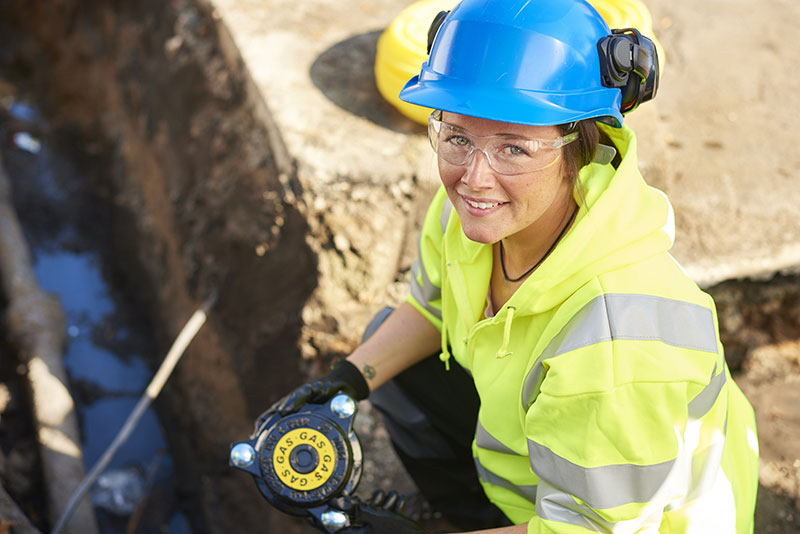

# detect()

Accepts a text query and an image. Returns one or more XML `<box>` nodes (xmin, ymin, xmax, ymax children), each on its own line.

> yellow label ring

<box><xmin>272</xmin><ymin>428</ymin><xmax>337</xmax><ymax>491</ymax></box>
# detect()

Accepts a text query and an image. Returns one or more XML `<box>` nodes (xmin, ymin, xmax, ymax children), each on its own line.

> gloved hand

<box><xmin>252</xmin><ymin>359</ymin><xmax>370</xmax><ymax>436</ymax></box>
<box><xmin>326</xmin><ymin>491</ymin><xmax>438</xmax><ymax>534</ymax></box>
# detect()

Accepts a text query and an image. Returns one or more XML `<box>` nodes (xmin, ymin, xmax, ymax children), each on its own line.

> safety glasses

<box><xmin>427</xmin><ymin>111</ymin><xmax>579</xmax><ymax>175</ymax></box>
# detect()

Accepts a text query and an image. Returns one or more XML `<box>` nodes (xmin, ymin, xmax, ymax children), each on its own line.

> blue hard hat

<box><xmin>399</xmin><ymin>0</ymin><xmax>625</xmax><ymax>127</ymax></box>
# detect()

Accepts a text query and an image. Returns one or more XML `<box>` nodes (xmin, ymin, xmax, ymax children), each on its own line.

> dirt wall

<box><xmin>0</xmin><ymin>0</ymin><xmax>317</xmax><ymax>532</ymax></box>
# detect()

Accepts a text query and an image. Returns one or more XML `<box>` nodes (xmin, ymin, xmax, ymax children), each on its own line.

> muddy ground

<box><xmin>0</xmin><ymin>0</ymin><xmax>798</xmax><ymax>533</ymax></box>
<box><xmin>711</xmin><ymin>276</ymin><xmax>800</xmax><ymax>532</ymax></box>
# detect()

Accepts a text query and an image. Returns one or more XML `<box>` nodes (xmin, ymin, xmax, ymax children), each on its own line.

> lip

<box><xmin>460</xmin><ymin>194</ymin><xmax>508</xmax><ymax>217</ymax></box>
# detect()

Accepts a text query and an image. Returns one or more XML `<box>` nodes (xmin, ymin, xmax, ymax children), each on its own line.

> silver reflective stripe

<box><xmin>409</xmin><ymin>196</ymin><xmax>451</xmax><ymax>321</ymax></box>
<box><xmin>527</xmin><ymin>438</ymin><xmax>674</xmax><ymax>510</ymax></box>
<box><xmin>474</xmin><ymin>457</ymin><xmax>537</xmax><ymax>503</ymax></box>
<box><xmin>475</xmin><ymin>420</ymin><xmax>518</xmax><ymax>455</ymax></box>
<box><xmin>522</xmin><ymin>294</ymin><xmax>718</xmax><ymax>409</ymax></box>
<box><xmin>688</xmin><ymin>363</ymin><xmax>727</xmax><ymax>419</ymax></box>
<box><xmin>536</xmin><ymin>479</ymin><xmax>618</xmax><ymax>531</ymax></box>
<box><xmin>409</xmin><ymin>257</ymin><xmax>441</xmax><ymax>320</ymax></box>
<box><xmin>440</xmin><ymin>197</ymin><xmax>453</xmax><ymax>233</ymax></box>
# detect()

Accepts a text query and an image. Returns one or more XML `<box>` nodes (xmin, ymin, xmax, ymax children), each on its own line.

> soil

<box><xmin>710</xmin><ymin>277</ymin><xmax>800</xmax><ymax>533</ymax></box>
<box><xmin>0</xmin><ymin>0</ymin><xmax>798</xmax><ymax>533</ymax></box>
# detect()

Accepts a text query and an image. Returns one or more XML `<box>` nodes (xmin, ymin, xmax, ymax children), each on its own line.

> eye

<box><xmin>445</xmin><ymin>134</ymin><xmax>471</xmax><ymax>147</ymax></box>
<box><xmin>503</xmin><ymin>144</ymin><xmax>527</xmax><ymax>156</ymax></box>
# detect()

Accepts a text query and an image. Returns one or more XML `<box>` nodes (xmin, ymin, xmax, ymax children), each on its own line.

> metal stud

<box><xmin>330</xmin><ymin>394</ymin><xmax>356</xmax><ymax>419</ymax></box>
<box><xmin>230</xmin><ymin>443</ymin><xmax>256</xmax><ymax>468</ymax></box>
<box><xmin>320</xmin><ymin>509</ymin><xmax>349</xmax><ymax>531</ymax></box>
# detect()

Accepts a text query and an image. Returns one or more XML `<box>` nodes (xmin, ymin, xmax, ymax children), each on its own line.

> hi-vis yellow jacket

<box><xmin>406</xmin><ymin>125</ymin><xmax>759</xmax><ymax>533</ymax></box>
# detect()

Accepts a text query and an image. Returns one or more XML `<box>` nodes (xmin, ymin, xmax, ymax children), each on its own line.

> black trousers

<box><xmin>364</xmin><ymin>307</ymin><xmax>511</xmax><ymax>530</ymax></box>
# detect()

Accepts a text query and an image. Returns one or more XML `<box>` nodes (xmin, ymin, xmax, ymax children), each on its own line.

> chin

<box><xmin>459</xmin><ymin>222</ymin><xmax>499</xmax><ymax>244</ymax></box>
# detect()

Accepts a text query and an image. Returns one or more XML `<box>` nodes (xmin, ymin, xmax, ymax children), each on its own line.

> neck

<box><xmin>499</xmin><ymin>197</ymin><xmax>577</xmax><ymax>281</ymax></box>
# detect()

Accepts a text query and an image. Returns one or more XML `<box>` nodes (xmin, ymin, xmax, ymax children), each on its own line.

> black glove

<box><xmin>327</xmin><ymin>491</ymin><xmax>437</xmax><ymax>534</ymax></box>
<box><xmin>253</xmin><ymin>359</ymin><xmax>370</xmax><ymax>436</ymax></box>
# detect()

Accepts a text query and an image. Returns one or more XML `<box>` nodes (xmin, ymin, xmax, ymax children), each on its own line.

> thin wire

<box><xmin>51</xmin><ymin>292</ymin><xmax>217</xmax><ymax>534</ymax></box>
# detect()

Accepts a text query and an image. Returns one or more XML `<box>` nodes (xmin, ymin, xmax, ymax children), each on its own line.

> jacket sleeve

<box><xmin>523</xmin><ymin>326</ymin><xmax>729</xmax><ymax>533</ymax></box>
<box><xmin>405</xmin><ymin>186</ymin><xmax>452</xmax><ymax>330</ymax></box>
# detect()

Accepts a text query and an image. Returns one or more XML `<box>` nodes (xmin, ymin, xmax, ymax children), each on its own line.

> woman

<box><xmin>264</xmin><ymin>0</ymin><xmax>759</xmax><ymax>532</ymax></box>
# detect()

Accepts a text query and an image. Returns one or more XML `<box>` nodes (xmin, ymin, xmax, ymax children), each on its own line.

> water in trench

<box><xmin>1</xmin><ymin>96</ymin><xmax>192</xmax><ymax>533</ymax></box>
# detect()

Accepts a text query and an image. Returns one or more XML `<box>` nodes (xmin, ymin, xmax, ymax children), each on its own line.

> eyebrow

<box><xmin>443</xmin><ymin>123</ymin><xmax>531</xmax><ymax>139</ymax></box>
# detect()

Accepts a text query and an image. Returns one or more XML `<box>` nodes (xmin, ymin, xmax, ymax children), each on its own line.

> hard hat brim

<box><xmin>400</xmin><ymin>72</ymin><xmax>624</xmax><ymax>128</ymax></box>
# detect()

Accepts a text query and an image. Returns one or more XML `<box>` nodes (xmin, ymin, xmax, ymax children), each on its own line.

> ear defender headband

<box><xmin>426</xmin><ymin>11</ymin><xmax>660</xmax><ymax>117</ymax></box>
<box><xmin>427</xmin><ymin>10</ymin><xmax>450</xmax><ymax>54</ymax></box>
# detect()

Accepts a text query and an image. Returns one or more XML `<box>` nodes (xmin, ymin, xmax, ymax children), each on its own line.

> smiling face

<box><xmin>437</xmin><ymin>112</ymin><xmax>576</xmax><ymax>245</ymax></box>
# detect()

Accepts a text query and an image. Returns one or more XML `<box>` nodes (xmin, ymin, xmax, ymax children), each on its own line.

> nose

<box><xmin>460</xmin><ymin>148</ymin><xmax>496</xmax><ymax>189</ymax></box>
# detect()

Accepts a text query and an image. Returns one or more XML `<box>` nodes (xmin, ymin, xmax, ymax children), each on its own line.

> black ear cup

<box><xmin>427</xmin><ymin>10</ymin><xmax>450</xmax><ymax>54</ymax></box>
<box><xmin>597</xmin><ymin>28</ymin><xmax>660</xmax><ymax>114</ymax></box>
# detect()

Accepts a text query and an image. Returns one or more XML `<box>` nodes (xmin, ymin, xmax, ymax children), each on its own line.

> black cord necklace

<box><xmin>499</xmin><ymin>208</ymin><xmax>576</xmax><ymax>283</ymax></box>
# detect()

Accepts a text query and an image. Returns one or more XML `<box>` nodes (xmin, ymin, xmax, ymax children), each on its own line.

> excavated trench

<box><xmin>0</xmin><ymin>0</ymin><xmax>799</xmax><ymax>533</ymax></box>
<box><xmin>1</xmin><ymin>0</ymin><xmax>316</xmax><ymax>532</ymax></box>
<box><xmin>1</xmin><ymin>96</ymin><xmax>195</xmax><ymax>533</ymax></box>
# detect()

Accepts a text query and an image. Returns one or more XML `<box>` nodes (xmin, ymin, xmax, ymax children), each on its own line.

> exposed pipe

<box><xmin>0</xmin><ymin>154</ymin><xmax>99</xmax><ymax>534</ymax></box>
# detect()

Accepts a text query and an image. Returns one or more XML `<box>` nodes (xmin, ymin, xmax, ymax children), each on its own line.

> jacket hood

<box><xmin>499</xmin><ymin>124</ymin><xmax>674</xmax><ymax>314</ymax></box>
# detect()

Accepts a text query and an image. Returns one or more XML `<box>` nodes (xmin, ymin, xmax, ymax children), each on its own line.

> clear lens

<box><xmin>427</xmin><ymin>113</ymin><xmax>578</xmax><ymax>175</ymax></box>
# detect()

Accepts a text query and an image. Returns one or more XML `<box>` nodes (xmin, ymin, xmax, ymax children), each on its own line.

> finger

<box><xmin>395</xmin><ymin>493</ymin><xmax>407</xmax><ymax>514</ymax></box>
<box><xmin>277</xmin><ymin>384</ymin><xmax>314</xmax><ymax>414</ymax></box>
<box><xmin>382</xmin><ymin>490</ymin><xmax>400</xmax><ymax>512</ymax></box>
<box><xmin>279</xmin><ymin>381</ymin><xmax>335</xmax><ymax>415</ymax></box>
<box><xmin>369</xmin><ymin>489</ymin><xmax>386</xmax><ymax>508</ymax></box>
